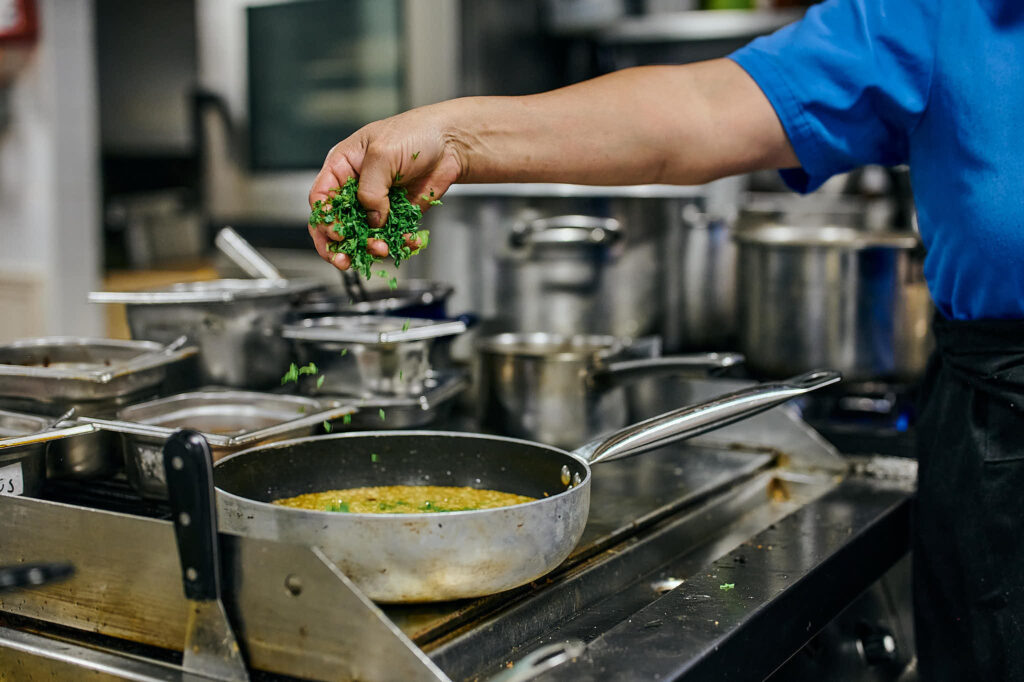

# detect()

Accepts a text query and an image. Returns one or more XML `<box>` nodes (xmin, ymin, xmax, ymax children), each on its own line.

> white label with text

<box><xmin>0</xmin><ymin>461</ymin><xmax>24</xmax><ymax>496</ymax></box>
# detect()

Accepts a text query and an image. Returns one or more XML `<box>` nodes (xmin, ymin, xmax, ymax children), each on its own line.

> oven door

<box><xmin>194</xmin><ymin>0</ymin><xmax>459</xmax><ymax>226</ymax></box>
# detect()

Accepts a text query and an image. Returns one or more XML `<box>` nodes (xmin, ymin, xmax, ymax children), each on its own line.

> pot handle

<box><xmin>215</xmin><ymin>226</ymin><xmax>285</xmax><ymax>281</ymax></box>
<box><xmin>510</xmin><ymin>215</ymin><xmax>622</xmax><ymax>247</ymax></box>
<box><xmin>573</xmin><ymin>370</ymin><xmax>842</xmax><ymax>465</ymax></box>
<box><xmin>593</xmin><ymin>352</ymin><xmax>745</xmax><ymax>388</ymax></box>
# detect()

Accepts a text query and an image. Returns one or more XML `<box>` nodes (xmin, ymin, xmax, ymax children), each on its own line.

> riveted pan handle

<box><xmin>573</xmin><ymin>370</ymin><xmax>842</xmax><ymax>465</ymax></box>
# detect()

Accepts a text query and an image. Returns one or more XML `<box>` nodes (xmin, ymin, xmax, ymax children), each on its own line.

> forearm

<box><xmin>443</xmin><ymin>59</ymin><xmax>797</xmax><ymax>186</ymax></box>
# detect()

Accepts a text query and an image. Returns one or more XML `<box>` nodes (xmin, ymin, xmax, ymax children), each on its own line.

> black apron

<box><xmin>914</xmin><ymin>315</ymin><xmax>1024</xmax><ymax>680</ymax></box>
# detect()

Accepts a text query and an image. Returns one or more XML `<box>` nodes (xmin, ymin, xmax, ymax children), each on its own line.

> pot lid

<box><xmin>88</xmin><ymin>278</ymin><xmax>319</xmax><ymax>304</ymax></box>
<box><xmin>283</xmin><ymin>315</ymin><xmax>467</xmax><ymax>344</ymax></box>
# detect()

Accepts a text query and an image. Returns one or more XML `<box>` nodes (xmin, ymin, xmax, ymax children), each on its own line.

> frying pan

<box><xmin>215</xmin><ymin>370</ymin><xmax>840</xmax><ymax>602</ymax></box>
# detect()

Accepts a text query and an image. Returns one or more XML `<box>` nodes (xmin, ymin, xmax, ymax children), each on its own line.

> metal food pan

<box><xmin>84</xmin><ymin>390</ymin><xmax>355</xmax><ymax>499</ymax></box>
<box><xmin>318</xmin><ymin>371</ymin><xmax>469</xmax><ymax>430</ymax></box>
<box><xmin>0</xmin><ymin>337</ymin><xmax>197</xmax><ymax>402</ymax></box>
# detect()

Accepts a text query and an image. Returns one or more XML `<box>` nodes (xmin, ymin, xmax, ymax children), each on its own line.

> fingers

<box><xmin>402</xmin><ymin>233</ymin><xmax>422</xmax><ymax>250</ymax></box>
<box><xmin>308</xmin><ymin>222</ymin><xmax>351</xmax><ymax>271</ymax></box>
<box><xmin>355</xmin><ymin>143</ymin><xmax>399</xmax><ymax>228</ymax></box>
<box><xmin>366</xmin><ymin>238</ymin><xmax>389</xmax><ymax>258</ymax></box>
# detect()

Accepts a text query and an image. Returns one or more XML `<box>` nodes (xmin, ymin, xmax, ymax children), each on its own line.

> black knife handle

<box><xmin>163</xmin><ymin>430</ymin><xmax>221</xmax><ymax>602</ymax></box>
<box><xmin>0</xmin><ymin>562</ymin><xmax>75</xmax><ymax>593</ymax></box>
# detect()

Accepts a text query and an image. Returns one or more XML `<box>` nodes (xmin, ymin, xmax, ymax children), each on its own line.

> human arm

<box><xmin>308</xmin><ymin>58</ymin><xmax>797</xmax><ymax>269</ymax></box>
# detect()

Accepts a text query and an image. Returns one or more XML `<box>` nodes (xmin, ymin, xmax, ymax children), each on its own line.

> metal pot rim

<box><xmin>476</xmin><ymin>333</ymin><xmax>626</xmax><ymax>360</ymax></box>
<box><xmin>734</xmin><ymin>225</ymin><xmax>919</xmax><ymax>249</ymax></box>
<box><xmin>214</xmin><ymin>430</ymin><xmax>589</xmax><ymax>518</ymax></box>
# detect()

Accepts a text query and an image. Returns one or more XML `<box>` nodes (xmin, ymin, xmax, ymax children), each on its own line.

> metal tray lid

<box><xmin>283</xmin><ymin>315</ymin><xmax>467</xmax><ymax>344</ymax></box>
<box><xmin>83</xmin><ymin>389</ymin><xmax>354</xmax><ymax>448</ymax></box>
<box><xmin>88</xmin><ymin>278</ymin><xmax>319</xmax><ymax>305</ymax></box>
<box><xmin>0</xmin><ymin>337</ymin><xmax>198</xmax><ymax>401</ymax></box>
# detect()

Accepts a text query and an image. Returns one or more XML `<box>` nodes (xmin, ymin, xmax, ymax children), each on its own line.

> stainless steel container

<box><xmin>735</xmin><ymin>225</ymin><xmax>932</xmax><ymax>381</ymax></box>
<box><xmin>89</xmin><ymin>279</ymin><xmax>320</xmax><ymax>389</ymax></box>
<box><xmin>95</xmin><ymin>390</ymin><xmax>353</xmax><ymax>499</ymax></box>
<box><xmin>663</xmin><ymin>205</ymin><xmax>738</xmax><ymax>350</ymax></box>
<box><xmin>0</xmin><ymin>409</ymin><xmax>51</xmax><ymax>497</ymax></box>
<box><xmin>0</xmin><ymin>337</ymin><xmax>198</xmax><ymax>479</ymax></box>
<box><xmin>283</xmin><ymin>315</ymin><xmax>467</xmax><ymax>398</ymax></box>
<box><xmin>476</xmin><ymin>333</ymin><xmax>743</xmax><ymax>448</ymax></box>
<box><xmin>494</xmin><ymin>214</ymin><xmax>661</xmax><ymax>339</ymax></box>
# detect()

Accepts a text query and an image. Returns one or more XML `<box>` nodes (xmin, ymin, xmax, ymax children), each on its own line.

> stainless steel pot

<box><xmin>476</xmin><ymin>332</ymin><xmax>743</xmax><ymax>447</ymax></box>
<box><xmin>283</xmin><ymin>316</ymin><xmax>467</xmax><ymax>398</ymax></box>
<box><xmin>663</xmin><ymin>205</ymin><xmax>738</xmax><ymax>350</ymax></box>
<box><xmin>735</xmin><ymin>225</ymin><xmax>932</xmax><ymax>381</ymax></box>
<box><xmin>494</xmin><ymin>214</ymin><xmax>661</xmax><ymax>338</ymax></box>
<box><xmin>89</xmin><ymin>279</ymin><xmax>320</xmax><ymax>389</ymax></box>
<box><xmin>214</xmin><ymin>370</ymin><xmax>840</xmax><ymax>603</ymax></box>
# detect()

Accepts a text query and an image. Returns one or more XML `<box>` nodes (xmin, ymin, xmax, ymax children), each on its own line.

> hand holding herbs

<box><xmin>309</xmin><ymin>177</ymin><xmax>437</xmax><ymax>278</ymax></box>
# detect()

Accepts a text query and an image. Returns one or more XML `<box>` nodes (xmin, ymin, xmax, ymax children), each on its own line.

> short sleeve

<box><xmin>729</xmin><ymin>0</ymin><xmax>938</xmax><ymax>193</ymax></box>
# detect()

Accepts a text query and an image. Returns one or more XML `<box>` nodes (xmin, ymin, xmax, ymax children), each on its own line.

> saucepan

<box><xmin>215</xmin><ymin>369</ymin><xmax>840</xmax><ymax>603</ymax></box>
<box><xmin>476</xmin><ymin>332</ymin><xmax>743</xmax><ymax>447</ymax></box>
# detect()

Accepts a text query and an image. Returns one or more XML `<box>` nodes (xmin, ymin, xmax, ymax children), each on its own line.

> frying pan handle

<box><xmin>575</xmin><ymin>370</ymin><xmax>842</xmax><ymax>465</ymax></box>
<box><xmin>163</xmin><ymin>430</ymin><xmax>222</xmax><ymax>602</ymax></box>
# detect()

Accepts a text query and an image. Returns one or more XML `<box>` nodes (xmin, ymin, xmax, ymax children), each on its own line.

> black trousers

<box><xmin>914</xmin><ymin>316</ymin><xmax>1024</xmax><ymax>680</ymax></box>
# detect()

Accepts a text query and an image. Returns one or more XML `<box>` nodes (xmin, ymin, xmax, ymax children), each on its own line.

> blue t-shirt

<box><xmin>729</xmin><ymin>0</ymin><xmax>1024</xmax><ymax>320</ymax></box>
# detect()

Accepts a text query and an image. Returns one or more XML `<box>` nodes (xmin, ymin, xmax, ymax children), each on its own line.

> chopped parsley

<box><xmin>326</xmin><ymin>501</ymin><xmax>350</xmax><ymax>513</ymax></box>
<box><xmin>371</xmin><ymin>453</ymin><xmax>379</xmax><ymax>463</ymax></box>
<box><xmin>379</xmin><ymin>408</ymin><xmax>386</xmax><ymax>421</ymax></box>
<box><xmin>412</xmin><ymin>151</ymin><xmax>420</xmax><ymax>160</ymax></box>
<box><xmin>309</xmin><ymin>177</ymin><xmax>430</xmax><ymax>279</ymax></box>
<box><xmin>401</xmin><ymin>319</ymin><xmax>411</xmax><ymax>332</ymax></box>
<box><xmin>323</xmin><ymin>420</ymin><xmax>332</xmax><ymax>432</ymax></box>
<box><xmin>719</xmin><ymin>583</ymin><xmax>735</xmax><ymax>591</ymax></box>
<box><xmin>316</xmin><ymin>375</ymin><xmax>325</xmax><ymax>389</ymax></box>
<box><xmin>342</xmin><ymin>413</ymin><xmax>352</xmax><ymax>425</ymax></box>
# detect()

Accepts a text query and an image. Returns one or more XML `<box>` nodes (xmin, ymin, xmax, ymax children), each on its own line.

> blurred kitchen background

<box><xmin>0</xmin><ymin>0</ymin><xmax>922</xmax><ymax>377</ymax></box>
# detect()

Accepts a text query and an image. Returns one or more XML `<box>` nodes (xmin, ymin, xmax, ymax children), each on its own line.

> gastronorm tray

<box><xmin>0</xmin><ymin>337</ymin><xmax>197</xmax><ymax>402</ymax></box>
<box><xmin>82</xmin><ymin>390</ymin><xmax>355</xmax><ymax>499</ymax></box>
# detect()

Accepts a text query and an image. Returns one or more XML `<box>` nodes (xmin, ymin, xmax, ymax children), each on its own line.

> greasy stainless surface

<box><xmin>532</xmin><ymin>463</ymin><xmax>914</xmax><ymax>682</ymax></box>
<box><xmin>476</xmin><ymin>332</ymin><xmax>744</xmax><ymax>447</ymax></box>
<box><xmin>0</xmin><ymin>496</ymin><xmax>448</xmax><ymax>681</ymax></box>
<box><xmin>0</xmin><ymin>409</ymin><xmax>52</xmax><ymax>497</ymax></box>
<box><xmin>663</xmin><ymin>207</ymin><xmax>737</xmax><ymax>350</ymax></box>
<box><xmin>90</xmin><ymin>279</ymin><xmax>320</xmax><ymax>388</ymax></box>
<box><xmin>88</xmin><ymin>391</ymin><xmax>353</xmax><ymax>499</ymax></box>
<box><xmin>215</xmin><ymin>374</ymin><xmax>838</xmax><ymax>602</ymax></box>
<box><xmin>285</xmin><ymin>315</ymin><xmax>466</xmax><ymax>397</ymax></box>
<box><xmin>182</xmin><ymin>599</ymin><xmax>248</xmax><ymax>681</ymax></box>
<box><xmin>736</xmin><ymin>225</ymin><xmax>933</xmax><ymax>380</ymax></box>
<box><xmin>319</xmin><ymin>371</ymin><xmax>469</xmax><ymax>429</ymax></box>
<box><xmin>0</xmin><ymin>336</ymin><xmax>197</xmax><ymax>402</ymax></box>
<box><xmin>214</xmin><ymin>226</ymin><xmax>284</xmax><ymax>281</ymax></box>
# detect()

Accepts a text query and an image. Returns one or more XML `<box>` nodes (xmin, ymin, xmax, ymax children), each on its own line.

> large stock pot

<box><xmin>421</xmin><ymin>183</ymin><xmax>737</xmax><ymax>340</ymax></box>
<box><xmin>736</xmin><ymin>225</ymin><xmax>932</xmax><ymax>381</ymax></box>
